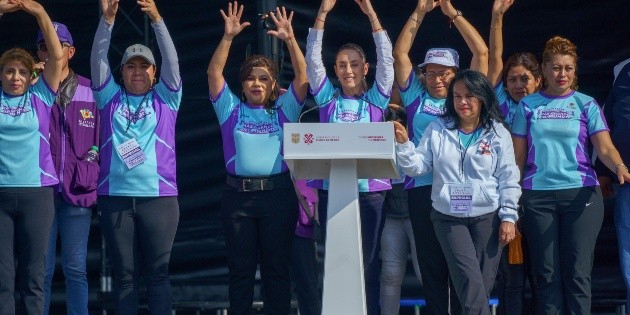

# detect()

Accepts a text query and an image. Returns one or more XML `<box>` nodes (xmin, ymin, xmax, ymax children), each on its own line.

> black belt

<box><xmin>226</xmin><ymin>173</ymin><xmax>291</xmax><ymax>192</ymax></box>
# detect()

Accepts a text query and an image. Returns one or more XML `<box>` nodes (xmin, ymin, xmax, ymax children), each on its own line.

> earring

<box><xmin>241</xmin><ymin>91</ymin><xmax>246</xmax><ymax>101</ymax></box>
<box><xmin>269</xmin><ymin>90</ymin><xmax>277</xmax><ymax>102</ymax></box>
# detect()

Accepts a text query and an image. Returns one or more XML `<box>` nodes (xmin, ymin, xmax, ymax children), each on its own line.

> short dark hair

<box><xmin>442</xmin><ymin>69</ymin><xmax>506</xmax><ymax>131</ymax></box>
<box><xmin>501</xmin><ymin>52</ymin><xmax>542</xmax><ymax>90</ymax></box>
<box><xmin>239</xmin><ymin>54</ymin><xmax>278</xmax><ymax>83</ymax></box>
<box><xmin>385</xmin><ymin>105</ymin><xmax>407</xmax><ymax>126</ymax></box>
<box><xmin>0</xmin><ymin>48</ymin><xmax>35</xmax><ymax>75</ymax></box>
<box><xmin>238</xmin><ymin>54</ymin><xmax>279</xmax><ymax>108</ymax></box>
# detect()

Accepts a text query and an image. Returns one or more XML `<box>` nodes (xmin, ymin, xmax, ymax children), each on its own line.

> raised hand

<box><xmin>318</xmin><ymin>0</ymin><xmax>336</xmax><ymax>14</ymax></box>
<box><xmin>100</xmin><ymin>0</ymin><xmax>119</xmax><ymax>24</ymax></box>
<box><xmin>267</xmin><ymin>7</ymin><xmax>294</xmax><ymax>41</ymax></box>
<box><xmin>0</xmin><ymin>0</ymin><xmax>20</xmax><ymax>14</ymax></box>
<box><xmin>438</xmin><ymin>0</ymin><xmax>458</xmax><ymax>19</ymax></box>
<box><xmin>492</xmin><ymin>0</ymin><xmax>514</xmax><ymax>15</ymax></box>
<box><xmin>220</xmin><ymin>1</ymin><xmax>250</xmax><ymax>39</ymax></box>
<box><xmin>418</xmin><ymin>0</ymin><xmax>440</xmax><ymax>13</ymax></box>
<box><xmin>354</xmin><ymin>0</ymin><xmax>376</xmax><ymax>16</ymax></box>
<box><xmin>14</xmin><ymin>0</ymin><xmax>44</xmax><ymax>15</ymax></box>
<box><xmin>138</xmin><ymin>0</ymin><xmax>161</xmax><ymax>22</ymax></box>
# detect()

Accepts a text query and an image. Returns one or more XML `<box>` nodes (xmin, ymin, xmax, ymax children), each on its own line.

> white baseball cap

<box><xmin>417</xmin><ymin>48</ymin><xmax>459</xmax><ymax>69</ymax></box>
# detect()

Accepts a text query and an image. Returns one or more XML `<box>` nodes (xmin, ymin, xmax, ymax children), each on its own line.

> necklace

<box><xmin>122</xmin><ymin>89</ymin><xmax>151</xmax><ymax>134</ymax></box>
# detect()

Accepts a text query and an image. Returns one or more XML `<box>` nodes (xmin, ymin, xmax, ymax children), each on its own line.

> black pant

<box><xmin>407</xmin><ymin>185</ymin><xmax>459</xmax><ymax>314</ymax></box>
<box><xmin>99</xmin><ymin>196</ymin><xmax>179</xmax><ymax>315</ymax></box>
<box><xmin>431</xmin><ymin>210</ymin><xmax>501</xmax><ymax>315</ymax></box>
<box><xmin>521</xmin><ymin>187</ymin><xmax>604</xmax><ymax>315</ymax></box>
<box><xmin>0</xmin><ymin>187</ymin><xmax>54</xmax><ymax>315</ymax></box>
<box><xmin>221</xmin><ymin>174</ymin><xmax>298</xmax><ymax>315</ymax></box>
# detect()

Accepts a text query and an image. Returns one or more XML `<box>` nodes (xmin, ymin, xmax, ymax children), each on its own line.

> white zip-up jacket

<box><xmin>396</xmin><ymin>118</ymin><xmax>521</xmax><ymax>223</ymax></box>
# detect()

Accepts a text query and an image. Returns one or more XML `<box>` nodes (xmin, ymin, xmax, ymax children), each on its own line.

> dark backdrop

<box><xmin>1</xmin><ymin>0</ymin><xmax>629</xmax><ymax>311</ymax></box>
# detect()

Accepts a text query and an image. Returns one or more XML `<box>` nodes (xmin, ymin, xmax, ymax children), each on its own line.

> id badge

<box><xmin>450</xmin><ymin>184</ymin><xmax>472</xmax><ymax>214</ymax></box>
<box><xmin>116</xmin><ymin>138</ymin><xmax>146</xmax><ymax>169</ymax></box>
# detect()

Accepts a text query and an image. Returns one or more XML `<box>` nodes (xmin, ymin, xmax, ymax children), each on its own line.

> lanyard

<box><xmin>0</xmin><ymin>90</ymin><xmax>29</xmax><ymax>114</ymax></box>
<box><xmin>123</xmin><ymin>90</ymin><xmax>150</xmax><ymax>134</ymax></box>
<box><xmin>458</xmin><ymin>129</ymin><xmax>477</xmax><ymax>176</ymax></box>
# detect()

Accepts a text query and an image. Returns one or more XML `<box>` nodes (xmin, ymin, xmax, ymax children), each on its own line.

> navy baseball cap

<box><xmin>36</xmin><ymin>22</ymin><xmax>73</xmax><ymax>46</ymax></box>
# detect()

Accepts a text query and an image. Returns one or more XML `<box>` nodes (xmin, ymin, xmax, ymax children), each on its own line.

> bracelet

<box><xmin>409</xmin><ymin>16</ymin><xmax>419</xmax><ymax>23</ymax></box>
<box><xmin>315</xmin><ymin>17</ymin><xmax>325</xmax><ymax>23</ymax></box>
<box><xmin>370</xmin><ymin>17</ymin><xmax>378</xmax><ymax>24</ymax></box>
<box><xmin>449</xmin><ymin>10</ymin><xmax>462</xmax><ymax>29</ymax></box>
<box><xmin>372</xmin><ymin>27</ymin><xmax>383</xmax><ymax>33</ymax></box>
<box><xmin>615</xmin><ymin>163</ymin><xmax>628</xmax><ymax>174</ymax></box>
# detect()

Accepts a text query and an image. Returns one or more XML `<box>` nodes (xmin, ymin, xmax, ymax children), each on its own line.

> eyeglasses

<box><xmin>37</xmin><ymin>42</ymin><xmax>71</xmax><ymax>53</ymax></box>
<box><xmin>424</xmin><ymin>70</ymin><xmax>453</xmax><ymax>81</ymax></box>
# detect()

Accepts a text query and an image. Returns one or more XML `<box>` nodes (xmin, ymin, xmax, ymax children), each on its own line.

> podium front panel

<box><xmin>283</xmin><ymin>122</ymin><xmax>399</xmax><ymax>179</ymax></box>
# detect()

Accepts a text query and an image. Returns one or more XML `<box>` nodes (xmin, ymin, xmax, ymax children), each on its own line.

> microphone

<box><xmin>353</xmin><ymin>93</ymin><xmax>386</xmax><ymax>122</ymax></box>
<box><xmin>298</xmin><ymin>89</ymin><xmax>341</xmax><ymax>123</ymax></box>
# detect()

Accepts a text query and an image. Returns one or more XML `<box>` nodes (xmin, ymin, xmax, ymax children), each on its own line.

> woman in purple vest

<box><xmin>34</xmin><ymin>21</ymin><xmax>100</xmax><ymax>315</ymax></box>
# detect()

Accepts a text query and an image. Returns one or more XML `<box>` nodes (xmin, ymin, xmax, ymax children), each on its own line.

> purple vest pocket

<box><xmin>73</xmin><ymin>159</ymin><xmax>99</xmax><ymax>192</ymax></box>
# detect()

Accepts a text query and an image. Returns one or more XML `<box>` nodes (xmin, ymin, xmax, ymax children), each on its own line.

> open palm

<box><xmin>100</xmin><ymin>0</ymin><xmax>119</xmax><ymax>22</ymax></box>
<box><xmin>267</xmin><ymin>7</ymin><xmax>294</xmax><ymax>41</ymax></box>
<box><xmin>221</xmin><ymin>1</ymin><xmax>250</xmax><ymax>38</ymax></box>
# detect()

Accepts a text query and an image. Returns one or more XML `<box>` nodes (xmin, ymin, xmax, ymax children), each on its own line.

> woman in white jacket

<box><xmin>394</xmin><ymin>69</ymin><xmax>521</xmax><ymax>314</ymax></box>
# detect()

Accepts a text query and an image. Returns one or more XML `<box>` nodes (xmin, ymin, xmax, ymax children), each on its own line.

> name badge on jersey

<box><xmin>116</xmin><ymin>138</ymin><xmax>146</xmax><ymax>169</ymax></box>
<box><xmin>450</xmin><ymin>184</ymin><xmax>472</xmax><ymax>214</ymax></box>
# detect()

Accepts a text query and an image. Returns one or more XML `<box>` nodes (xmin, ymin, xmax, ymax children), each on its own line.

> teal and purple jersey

<box><xmin>305</xmin><ymin>27</ymin><xmax>394</xmax><ymax>192</ymax></box>
<box><xmin>94</xmin><ymin>75</ymin><xmax>181</xmax><ymax>196</ymax></box>
<box><xmin>511</xmin><ymin>90</ymin><xmax>608</xmax><ymax>190</ymax></box>
<box><xmin>495</xmin><ymin>82</ymin><xmax>518</xmax><ymax>127</ymax></box>
<box><xmin>212</xmin><ymin>82</ymin><xmax>303</xmax><ymax>177</ymax></box>
<box><xmin>307</xmin><ymin>79</ymin><xmax>392</xmax><ymax>192</ymax></box>
<box><xmin>0</xmin><ymin>78</ymin><xmax>58</xmax><ymax>187</ymax></box>
<box><xmin>399</xmin><ymin>70</ymin><xmax>446</xmax><ymax>189</ymax></box>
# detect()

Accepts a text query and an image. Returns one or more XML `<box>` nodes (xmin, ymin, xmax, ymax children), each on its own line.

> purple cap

<box><xmin>36</xmin><ymin>22</ymin><xmax>73</xmax><ymax>46</ymax></box>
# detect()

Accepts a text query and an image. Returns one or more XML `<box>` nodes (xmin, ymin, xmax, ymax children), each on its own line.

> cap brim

<box><xmin>122</xmin><ymin>55</ymin><xmax>154</xmax><ymax>65</ymax></box>
<box><xmin>417</xmin><ymin>62</ymin><xmax>459</xmax><ymax>69</ymax></box>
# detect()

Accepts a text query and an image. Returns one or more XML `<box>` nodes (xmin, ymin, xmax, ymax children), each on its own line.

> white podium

<box><xmin>283</xmin><ymin>122</ymin><xmax>399</xmax><ymax>315</ymax></box>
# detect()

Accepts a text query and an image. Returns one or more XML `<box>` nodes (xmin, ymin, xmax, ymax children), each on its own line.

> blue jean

<box><xmin>43</xmin><ymin>196</ymin><xmax>92</xmax><ymax>315</ymax></box>
<box><xmin>615</xmin><ymin>184</ymin><xmax>630</xmax><ymax>312</ymax></box>
<box><xmin>380</xmin><ymin>216</ymin><xmax>422</xmax><ymax>315</ymax></box>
